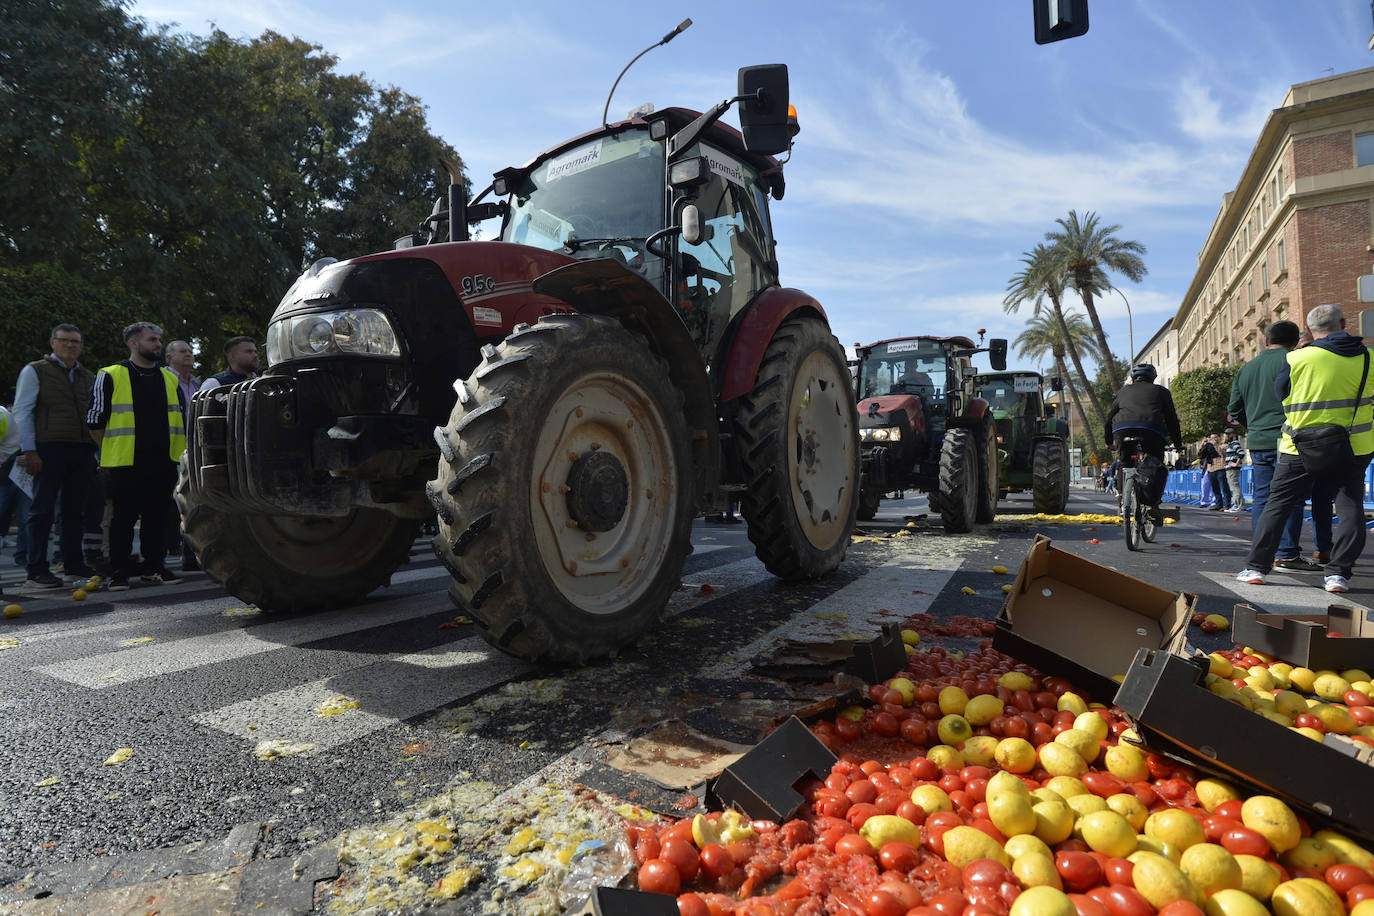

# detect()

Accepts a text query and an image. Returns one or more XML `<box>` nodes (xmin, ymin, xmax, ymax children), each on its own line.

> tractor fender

<box><xmin>718</xmin><ymin>287</ymin><xmax>828</xmax><ymax>402</ymax></box>
<box><xmin>947</xmin><ymin>397</ymin><xmax>993</xmax><ymax>428</ymax></box>
<box><xmin>531</xmin><ymin>258</ymin><xmax>720</xmax><ymax>505</ymax></box>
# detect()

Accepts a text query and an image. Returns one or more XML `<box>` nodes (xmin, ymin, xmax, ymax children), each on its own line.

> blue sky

<box><xmin>130</xmin><ymin>0</ymin><xmax>1374</xmax><ymax>374</ymax></box>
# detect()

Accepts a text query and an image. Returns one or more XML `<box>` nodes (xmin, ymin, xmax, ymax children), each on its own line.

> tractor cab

<box><xmin>971</xmin><ymin>370</ymin><xmax>1071</xmax><ymax>513</ymax></box>
<box><xmin>974</xmin><ymin>371</ymin><xmax>1045</xmax><ymax>471</ymax></box>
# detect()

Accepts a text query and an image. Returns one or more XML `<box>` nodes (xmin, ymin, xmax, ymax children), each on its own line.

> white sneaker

<box><xmin>1235</xmin><ymin>569</ymin><xmax>1265</xmax><ymax>585</ymax></box>
<box><xmin>1324</xmin><ymin>575</ymin><xmax>1349</xmax><ymax>594</ymax></box>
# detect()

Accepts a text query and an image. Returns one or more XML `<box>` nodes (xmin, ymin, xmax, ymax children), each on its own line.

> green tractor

<box><xmin>972</xmin><ymin>371</ymin><xmax>1071</xmax><ymax>514</ymax></box>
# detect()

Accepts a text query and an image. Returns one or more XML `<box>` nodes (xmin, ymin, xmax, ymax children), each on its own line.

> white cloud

<box><xmin>1174</xmin><ymin>81</ymin><xmax>1279</xmax><ymax>145</ymax></box>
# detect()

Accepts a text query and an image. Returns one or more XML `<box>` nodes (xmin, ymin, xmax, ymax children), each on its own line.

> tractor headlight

<box><xmin>266</xmin><ymin>308</ymin><xmax>401</xmax><ymax>365</ymax></box>
<box><xmin>861</xmin><ymin>427</ymin><xmax>902</xmax><ymax>442</ymax></box>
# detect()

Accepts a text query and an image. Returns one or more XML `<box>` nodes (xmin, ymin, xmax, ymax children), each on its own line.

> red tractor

<box><xmin>177</xmin><ymin>63</ymin><xmax>860</xmax><ymax>664</ymax></box>
<box><xmin>852</xmin><ymin>334</ymin><xmax>1008</xmax><ymax>531</ymax></box>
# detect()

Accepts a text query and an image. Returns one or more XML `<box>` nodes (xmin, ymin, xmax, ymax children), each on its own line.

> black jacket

<box><xmin>1103</xmin><ymin>381</ymin><xmax>1182</xmax><ymax>447</ymax></box>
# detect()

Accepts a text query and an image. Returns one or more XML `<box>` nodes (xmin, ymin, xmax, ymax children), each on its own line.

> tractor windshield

<box><xmin>503</xmin><ymin>129</ymin><xmax>666</xmax><ymax>289</ymax></box>
<box><xmin>858</xmin><ymin>340</ymin><xmax>949</xmax><ymax>406</ymax></box>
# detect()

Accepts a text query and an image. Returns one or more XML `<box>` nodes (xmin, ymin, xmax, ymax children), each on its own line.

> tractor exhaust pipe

<box><xmin>440</xmin><ymin>157</ymin><xmax>466</xmax><ymax>242</ymax></box>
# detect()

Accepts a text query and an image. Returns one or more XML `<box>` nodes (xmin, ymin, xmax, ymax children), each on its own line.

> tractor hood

<box><xmin>858</xmin><ymin>394</ymin><xmax>922</xmax><ymax>425</ymax></box>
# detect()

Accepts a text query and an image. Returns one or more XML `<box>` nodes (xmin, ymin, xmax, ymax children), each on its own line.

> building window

<box><xmin>1248</xmin><ymin>281</ymin><xmax>1254</xmax><ymax>312</ymax></box>
<box><xmin>1271</xmin><ymin>176</ymin><xmax>1278</xmax><ymax>208</ymax></box>
<box><xmin>1262</xmin><ymin>261</ymin><xmax>1269</xmax><ymax>289</ymax></box>
<box><xmin>1277</xmin><ymin>239</ymin><xmax>1286</xmax><ymax>272</ymax></box>
<box><xmin>1165</xmin><ymin>340</ymin><xmax>1170</xmax><ymax>358</ymax></box>
<box><xmin>1358</xmin><ymin>132</ymin><xmax>1374</xmax><ymax>167</ymax></box>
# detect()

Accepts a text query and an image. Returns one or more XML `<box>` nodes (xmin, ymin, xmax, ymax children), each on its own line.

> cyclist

<box><xmin>1103</xmin><ymin>364</ymin><xmax>1183</xmax><ymax>521</ymax></box>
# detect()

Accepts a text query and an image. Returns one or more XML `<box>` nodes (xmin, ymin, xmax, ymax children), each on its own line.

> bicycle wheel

<box><xmin>1123</xmin><ymin>470</ymin><xmax>1140</xmax><ymax>551</ymax></box>
<box><xmin>1140</xmin><ymin>489</ymin><xmax>1158</xmax><ymax>543</ymax></box>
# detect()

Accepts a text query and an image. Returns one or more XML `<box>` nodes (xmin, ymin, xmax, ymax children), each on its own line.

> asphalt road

<box><xmin>0</xmin><ymin>484</ymin><xmax>1366</xmax><ymax>914</ymax></box>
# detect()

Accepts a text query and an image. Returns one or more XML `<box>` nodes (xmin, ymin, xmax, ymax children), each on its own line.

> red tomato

<box><xmin>1294</xmin><ymin>713</ymin><xmax>1327</xmax><ymax>733</ymax></box>
<box><xmin>1212</xmin><ymin>800</ymin><xmax>1243</xmax><ymax>820</ymax></box>
<box><xmin>779</xmin><ymin>819</ymin><xmax>811</xmax><ymax>847</ymax></box>
<box><xmin>1031</xmin><ymin>721</ymin><xmax>1054</xmax><ymax>746</ymax></box>
<box><xmin>929</xmin><ymin>891</ymin><xmax>968</xmax><ymax>916</ymax></box>
<box><xmin>827</xmin><ymin>772</ymin><xmax>851</xmax><ymax>792</ymax></box>
<box><xmin>1069</xmin><ymin>893</ymin><xmax>1112</xmax><ymax>916</ymax></box>
<box><xmin>836</xmin><ymin>717</ymin><xmax>862</xmax><ymax>741</ymax></box>
<box><xmin>969</xmin><ymin>818</ymin><xmax>1007</xmax><ymax>844</ymax></box>
<box><xmin>871</xmin><ymin>711</ymin><xmax>902</xmax><ymax>738</ymax></box>
<box><xmin>676</xmin><ymin>892</ymin><xmax>711</xmax><ymax>916</ymax></box>
<box><xmin>1347</xmin><ymin>884</ymin><xmax>1374</xmax><ymax>908</ymax></box>
<box><xmin>1034</xmin><ymin>691</ymin><xmax>1060</xmax><ymax>710</ymax></box>
<box><xmin>638</xmin><ymin>858</ymin><xmax>681</xmax><ymax>896</ymax></box>
<box><xmin>950</xmin><ymin>790</ymin><xmax>977</xmax><ymax>813</ymax></box>
<box><xmin>1082</xmin><ymin>771</ymin><xmax>1126</xmax><ymax>799</ymax></box>
<box><xmin>901</xmin><ymin>717</ymin><xmax>930</xmax><ymax>745</ymax></box>
<box><xmin>1220</xmin><ymin>826</ymin><xmax>1270</xmax><ymax>858</ymax></box>
<box><xmin>864</xmin><ymin>889</ymin><xmax>909</xmax><ymax>916</ymax></box>
<box><xmin>1003</xmin><ymin>716</ymin><xmax>1031</xmax><ymax>740</ymax></box>
<box><xmin>878</xmin><ymin>877</ymin><xmax>924</xmax><ymax>910</ymax></box>
<box><xmin>1350</xmin><ymin>706</ymin><xmax>1374</xmax><ymax>726</ymax></box>
<box><xmin>1158</xmin><ymin>902</ymin><xmax>1205</xmax><ymax>916</ymax></box>
<box><xmin>962</xmin><ymin>765</ymin><xmax>992</xmax><ymax>783</ymax></box>
<box><xmin>1344</xmin><ymin>690</ymin><xmax>1372</xmax><ymax>707</ymax></box>
<box><xmin>879</xmin><ymin>840</ymin><xmax>920</xmax><ymax>872</ymax></box>
<box><xmin>1104</xmin><ymin>858</ymin><xmax>1134</xmax><ymax>886</ymax></box>
<box><xmin>628</xmin><ymin>825</ymin><xmax>661</xmax><ymax>865</ymax></box>
<box><xmin>848</xmin><ymin>779</ymin><xmax>879</xmax><ymax>804</ymax></box>
<box><xmin>912</xmin><ymin>758</ymin><xmax>941</xmax><ymax>780</ymax></box>
<box><xmin>1126</xmin><ymin>782</ymin><xmax>1157</xmax><ymax>808</ymax></box>
<box><xmin>1202</xmin><ymin>815</ymin><xmax>1240</xmax><ymax>843</ymax></box>
<box><xmin>848</xmin><ymin>802</ymin><xmax>881</xmax><ymax>829</ymax></box>
<box><xmin>1100</xmin><ymin>885</ymin><xmax>1153</xmax><ymax>916</ymax></box>
<box><xmin>965</xmin><ymin>859</ymin><xmax>1014</xmax><ymax>887</ymax></box>
<box><xmin>898</xmin><ymin>800</ymin><xmax>925</xmax><ymax>824</ymax></box>
<box><xmin>837</xmin><ymin>832</ymin><xmax>877</xmax><ymax>858</ymax></box>
<box><xmin>660</xmin><ymin>837</ymin><xmax>700</xmax><ymax>880</ymax></box>
<box><xmin>1327</xmin><ymin>865</ymin><xmax>1374</xmax><ymax>894</ymax></box>
<box><xmin>1056</xmin><ymin>851</ymin><xmax>1103</xmax><ymax>892</ymax></box>
<box><xmin>876</xmin><ymin>791</ymin><xmax>908</xmax><ymax>816</ymax></box>
<box><xmin>699</xmin><ymin>843</ymin><xmax>734</xmax><ymax>879</ymax></box>
<box><xmin>1054</xmin><ymin>710</ymin><xmax>1078</xmax><ymax>729</ymax></box>
<box><xmin>940</xmin><ymin>773</ymin><xmax>966</xmax><ymax>794</ymax></box>
<box><xmin>1145</xmin><ymin>755</ymin><xmax>1174</xmax><ymax>780</ymax></box>
<box><xmin>816</xmin><ymin>792</ymin><xmax>852</xmax><ymax>819</ymax></box>
<box><xmin>1012</xmin><ymin>690</ymin><xmax>1035</xmax><ymax>711</ymax></box>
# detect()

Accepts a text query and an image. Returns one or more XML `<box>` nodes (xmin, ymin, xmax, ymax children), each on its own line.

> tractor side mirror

<box><xmin>989</xmin><ymin>338</ymin><xmax>1008</xmax><ymax>371</ymax></box>
<box><xmin>737</xmin><ymin>64</ymin><xmax>791</xmax><ymax>155</ymax></box>
<box><xmin>1051</xmin><ymin>376</ymin><xmax>1064</xmax><ymax>392</ymax></box>
<box><xmin>1046</xmin><ymin>404</ymin><xmax>1057</xmax><ymax>418</ymax></box>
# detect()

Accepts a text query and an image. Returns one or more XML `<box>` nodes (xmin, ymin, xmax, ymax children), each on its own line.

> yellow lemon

<box><xmin>1073</xmin><ymin>711</ymin><xmax>1110</xmax><ymax>742</ymax></box>
<box><xmin>988</xmin><ymin>770</ymin><xmax>1033</xmax><ymax>800</ymax></box>
<box><xmin>1057</xmin><ymin>692</ymin><xmax>1089</xmax><ymax>715</ymax></box>
<box><xmin>999</xmin><ymin>671</ymin><xmax>1034</xmax><ymax>691</ymax></box>
<box><xmin>1234</xmin><ymin>854</ymin><xmax>1282</xmax><ymax>899</ymax></box>
<box><xmin>900</xmin><ymin>629</ymin><xmax>921</xmax><ymax>647</ymax></box>
<box><xmin>1038</xmin><ymin>742</ymin><xmax>1087</xmax><ymax>777</ymax></box>
<box><xmin>994</xmin><ymin>738</ymin><xmax>1038</xmax><ymax>774</ymax></box>
<box><xmin>1009</xmin><ymin>886</ymin><xmax>1076</xmax><ymax>916</ymax></box>
<box><xmin>887</xmin><ymin>677</ymin><xmax>916</xmax><ymax>704</ymax></box>
<box><xmin>1032</xmin><ymin>800</ymin><xmax>1074</xmax><ymax>845</ymax></box>
<box><xmin>1146</xmin><ymin>809</ymin><xmax>1206</xmax><ymax>851</ymax></box>
<box><xmin>1053</xmin><ymin>728</ymin><xmax>1100</xmax><ymax>763</ymax></box>
<box><xmin>1271</xmin><ymin>878</ymin><xmax>1346</xmax><ymax>916</ymax></box>
<box><xmin>940</xmin><ymin>685</ymin><xmax>971</xmax><ymax>715</ymax></box>
<box><xmin>910</xmin><ymin>784</ymin><xmax>953</xmax><ymax>815</ymax></box>
<box><xmin>927</xmin><ymin>744</ymin><xmax>964</xmax><ymax>770</ymax></box>
<box><xmin>964</xmin><ymin>694</ymin><xmax>1003</xmax><ymax>725</ymax></box>
<box><xmin>1180</xmin><ymin>843</ymin><xmax>1243</xmax><ymax>896</ymax></box>
<box><xmin>2</xmin><ymin>604</ymin><xmax>21</xmax><ymax>618</ymax></box>
<box><xmin>1133</xmin><ymin>851</ymin><xmax>1206</xmax><ymax>908</ymax></box>
<box><xmin>1279</xmin><ymin>837</ymin><xmax>1339</xmax><ymax>873</ymax></box>
<box><xmin>1287</xmin><ymin>667</ymin><xmax>1317</xmax><ymax>694</ymax></box>
<box><xmin>1106</xmin><ymin>793</ymin><xmax>1149</xmax><ymax>832</ymax></box>
<box><xmin>1195</xmin><ymin>778</ymin><xmax>1241</xmax><ymax>813</ymax></box>
<box><xmin>938</xmin><ymin>714</ymin><xmax>973</xmax><ymax>746</ymax></box>
<box><xmin>1043</xmin><ymin>776</ymin><xmax>1088</xmax><ymax>799</ymax></box>
<box><xmin>1241</xmin><ymin>796</ymin><xmax>1300</xmax><ymax>854</ymax></box>
<box><xmin>72</xmin><ymin>589</ymin><xmax>87</xmax><ymax>601</ymax></box>
<box><xmin>1313</xmin><ymin>674</ymin><xmax>1352</xmax><ymax>702</ymax></box>
<box><xmin>1014</xmin><ymin>853</ymin><xmax>1063</xmax><ymax>889</ymax></box>
<box><xmin>943</xmin><ymin>825</ymin><xmax>1012</xmax><ymax>868</ymax></box>
<box><xmin>989</xmin><ymin>792</ymin><xmax>1037</xmax><ymax>838</ymax></box>
<box><xmin>1103</xmin><ymin>743</ymin><xmax>1148</xmax><ymax>782</ymax></box>
<box><xmin>1205</xmin><ymin>889</ymin><xmax>1272</xmax><ymax>916</ymax></box>
<box><xmin>860</xmin><ymin>814</ymin><xmax>921</xmax><ymax>851</ymax></box>
<box><xmin>1005</xmin><ymin>834</ymin><xmax>1053</xmax><ymax>862</ymax></box>
<box><xmin>963</xmin><ymin>736</ymin><xmax>999</xmax><ymax>767</ymax></box>
<box><xmin>1079</xmin><ymin>810</ymin><xmax>1138</xmax><ymax>858</ymax></box>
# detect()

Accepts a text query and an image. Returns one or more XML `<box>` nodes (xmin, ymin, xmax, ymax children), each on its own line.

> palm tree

<box><xmin>1003</xmin><ymin>243</ymin><xmax>1108</xmax><ymax>423</ymax></box>
<box><xmin>1045</xmin><ymin>209</ymin><xmax>1148</xmax><ymax>392</ymax></box>
<box><xmin>1014</xmin><ymin>311</ymin><xmax>1102</xmax><ymax>457</ymax></box>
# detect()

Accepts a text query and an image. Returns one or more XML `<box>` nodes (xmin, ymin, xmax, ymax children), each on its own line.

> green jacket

<box><xmin>1226</xmin><ymin>347</ymin><xmax>1289</xmax><ymax>451</ymax></box>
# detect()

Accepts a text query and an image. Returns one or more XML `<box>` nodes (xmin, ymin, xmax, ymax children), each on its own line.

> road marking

<box><xmin>667</xmin><ymin>557</ymin><xmax>768</xmax><ymax>617</ymax></box>
<box><xmin>1199</xmin><ymin>534</ymin><xmax>1248</xmax><ymax>543</ymax></box>
<box><xmin>1201</xmin><ymin>571</ymin><xmax>1373</xmax><ymax>614</ymax></box>
<box><xmin>700</xmin><ymin>554</ymin><xmax>962</xmax><ymax>678</ymax></box>
<box><xmin>33</xmin><ymin>594</ymin><xmax>454</xmax><ymax>688</ymax></box>
<box><xmin>189</xmin><ymin>637</ymin><xmax>531</xmax><ymax>755</ymax></box>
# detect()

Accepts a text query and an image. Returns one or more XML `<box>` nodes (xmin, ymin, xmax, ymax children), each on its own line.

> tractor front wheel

<box><xmin>427</xmin><ymin>315</ymin><xmax>694</xmax><ymax>665</ymax></box>
<box><xmin>1032</xmin><ymin>438</ymin><xmax>1071</xmax><ymax>514</ymax></box>
<box><xmin>937</xmin><ymin>427</ymin><xmax>978</xmax><ymax>533</ymax></box>
<box><xmin>734</xmin><ymin>317</ymin><xmax>858</xmax><ymax>580</ymax></box>
<box><xmin>176</xmin><ymin>454</ymin><xmax>420</xmax><ymax>611</ymax></box>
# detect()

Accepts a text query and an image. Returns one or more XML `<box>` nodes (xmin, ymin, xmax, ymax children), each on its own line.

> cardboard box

<box><xmin>1231</xmin><ymin>603</ymin><xmax>1374</xmax><ymax>671</ymax></box>
<box><xmin>994</xmin><ymin>535</ymin><xmax>1196</xmax><ymax>703</ymax></box>
<box><xmin>1116</xmin><ymin>648</ymin><xmax>1374</xmax><ymax>845</ymax></box>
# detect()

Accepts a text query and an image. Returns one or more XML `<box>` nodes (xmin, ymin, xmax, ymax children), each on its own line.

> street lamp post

<box><xmin>1113</xmin><ymin>286</ymin><xmax>1135</xmax><ymax>364</ymax></box>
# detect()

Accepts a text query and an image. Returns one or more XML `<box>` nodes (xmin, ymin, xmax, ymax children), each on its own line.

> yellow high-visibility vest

<box><xmin>98</xmin><ymin>364</ymin><xmax>187</xmax><ymax>468</ymax></box>
<box><xmin>1279</xmin><ymin>346</ymin><xmax>1374</xmax><ymax>456</ymax></box>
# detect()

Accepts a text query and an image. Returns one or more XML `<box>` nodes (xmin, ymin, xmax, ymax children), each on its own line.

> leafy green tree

<box><xmin>1045</xmin><ymin>210</ymin><xmax>1148</xmax><ymax>392</ymax></box>
<box><xmin>1171</xmin><ymin>366</ymin><xmax>1240</xmax><ymax>443</ymax></box>
<box><xmin>1013</xmin><ymin>309</ymin><xmax>1102</xmax><ymax>456</ymax></box>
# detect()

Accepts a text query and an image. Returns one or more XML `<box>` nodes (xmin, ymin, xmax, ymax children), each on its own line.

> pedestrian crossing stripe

<box><xmin>1201</xmin><ymin>570</ymin><xmax>1373</xmax><ymax>614</ymax></box>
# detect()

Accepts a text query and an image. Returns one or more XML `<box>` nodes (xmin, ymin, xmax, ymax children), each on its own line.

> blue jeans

<box><xmin>1249</xmin><ymin>450</ymin><xmax>1303</xmax><ymax>559</ymax></box>
<box><xmin>0</xmin><ymin>458</ymin><xmax>31</xmax><ymax>564</ymax></box>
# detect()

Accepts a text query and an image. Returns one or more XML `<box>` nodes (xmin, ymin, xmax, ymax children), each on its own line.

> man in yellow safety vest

<box><xmin>1237</xmin><ymin>304</ymin><xmax>1374</xmax><ymax>593</ymax></box>
<box><xmin>86</xmin><ymin>322</ymin><xmax>187</xmax><ymax>591</ymax></box>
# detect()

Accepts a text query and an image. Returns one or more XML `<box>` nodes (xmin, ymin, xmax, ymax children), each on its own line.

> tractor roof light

<box><xmin>787</xmin><ymin>104</ymin><xmax>800</xmax><ymax>138</ymax></box>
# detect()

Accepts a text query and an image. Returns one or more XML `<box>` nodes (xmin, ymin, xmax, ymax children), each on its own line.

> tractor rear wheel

<box><xmin>974</xmin><ymin>414</ymin><xmax>999</xmax><ymax>523</ymax></box>
<box><xmin>427</xmin><ymin>315</ymin><xmax>694</xmax><ymax>665</ymax></box>
<box><xmin>937</xmin><ymin>427</ymin><xmax>978</xmax><ymax>533</ymax></box>
<box><xmin>734</xmin><ymin>317</ymin><xmax>858</xmax><ymax>580</ymax></box>
<box><xmin>856</xmin><ymin>484</ymin><xmax>881</xmax><ymax>522</ymax></box>
<box><xmin>176</xmin><ymin>454</ymin><xmax>420</xmax><ymax>611</ymax></box>
<box><xmin>1032</xmin><ymin>438</ymin><xmax>1070</xmax><ymax>514</ymax></box>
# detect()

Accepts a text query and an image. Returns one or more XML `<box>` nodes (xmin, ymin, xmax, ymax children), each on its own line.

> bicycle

<box><xmin>1116</xmin><ymin>437</ymin><xmax>1158</xmax><ymax>551</ymax></box>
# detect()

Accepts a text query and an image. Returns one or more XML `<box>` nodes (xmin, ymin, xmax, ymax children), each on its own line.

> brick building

<box><xmin>1175</xmin><ymin>67</ymin><xmax>1374</xmax><ymax>372</ymax></box>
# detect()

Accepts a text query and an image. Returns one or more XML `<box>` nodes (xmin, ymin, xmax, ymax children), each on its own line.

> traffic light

<box><xmin>1033</xmin><ymin>0</ymin><xmax>1089</xmax><ymax>44</ymax></box>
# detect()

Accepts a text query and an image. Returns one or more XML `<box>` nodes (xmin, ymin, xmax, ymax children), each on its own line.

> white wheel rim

<box><xmin>530</xmin><ymin>371</ymin><xmax>678</xmax><ymax>614</ymax></box>
<box><xmin>788</xmin><ymin>350</ymin><xmax>855</xmax><ymax>549</ymax></box>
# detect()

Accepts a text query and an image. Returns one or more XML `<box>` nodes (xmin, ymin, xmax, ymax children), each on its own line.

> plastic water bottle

<box><xmin>558</xmin><ymin>833</ymin><xmax>634</xmax><ymax>908</ymax></box>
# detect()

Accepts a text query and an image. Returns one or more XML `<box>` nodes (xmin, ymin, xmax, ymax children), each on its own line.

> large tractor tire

<box><xmin>937</xmin><ymin>428</ymin><xmax>978</xmax><ymax>533</ymax></box>
<box><xmin>176</xmin><ymin>455</ymin><xmax>420</xmax><ymax>611</ymax></box>
<box><xmin>856</xmin><ymin>484</ymin><xmax>882</xmax><ymax>522</ymax></box>
<box><xmin>734</xmin><ymin>317</ymin><xmax>858</xmax><ymax>580</ymax></box>
<box><xmin>427</xmin><ymin>315</ymin><xmax>694</xmax><ymax>665</ymax></box>
<box><xmin>974</xmin><ymin>413</ymin><xmax>999</xmax><ymax>523</ymax></box>
<box><xmin>1032</xmin><ymin>438</ymin><xmax>1071</xmax><ymax>514</ymax></box>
